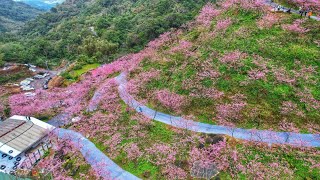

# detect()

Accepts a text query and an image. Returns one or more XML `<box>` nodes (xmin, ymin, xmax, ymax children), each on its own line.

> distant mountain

<box><xmin>0</xmin><ymin>0</ymin><xmax>44</xmax><ymax>32</ymax></box>
<box><xmin>13</xmin><ymin>0</ymin><xmax>65</xmax><ymax>10</ymax></box>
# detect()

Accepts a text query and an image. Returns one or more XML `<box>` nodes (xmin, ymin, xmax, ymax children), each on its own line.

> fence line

<box><xmin>20</xmin><ymin>141</ymin><xmax>52</xmax><ymax>170</ymax></box>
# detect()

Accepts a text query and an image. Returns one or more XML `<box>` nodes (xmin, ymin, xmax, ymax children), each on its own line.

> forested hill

<box><xmin>0</xmin><ymin>0</ymin><xmax>44</xmax><ymax>32</ymax></box>
<box><xmin>0</xmin><ymin>0</ymin><xmax>211</xmax><ymax>67</ymax></box>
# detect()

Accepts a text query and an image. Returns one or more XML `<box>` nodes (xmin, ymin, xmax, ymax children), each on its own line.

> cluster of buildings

<box><xmin>19</xmin><ymin>64</ymin><xmax>50</xmax><ymax>92</ymax></box>
<box><xmin>2</xmin><ymin>63</ymin><xmax>51</xmax><ymax>92</ymax></box>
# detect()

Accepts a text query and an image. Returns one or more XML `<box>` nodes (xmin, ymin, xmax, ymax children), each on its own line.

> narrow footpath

<box><xmin>54</xmin><ymin>128</ymin><xmax>140</xmax><ymax>180</ymax></box>
<box><xmin>265</xmin><ymin>0</ymin><xmax>320</xmax><ymax>21</ymax></box>
<box><xmin>48</xmin><ymin>113</ymin><xmax>139</xmax><ymax>179</ymax></box>
<box><xmin>116</xmin><ymin>72</ymin><xmax>320</xmax><ymax>148</ymax></box>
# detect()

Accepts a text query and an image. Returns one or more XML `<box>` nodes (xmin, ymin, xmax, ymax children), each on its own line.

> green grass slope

<box><xmin>128</xmin><ymin>3</ymin><xmax>320</xmax><ymax>132</ymax></box>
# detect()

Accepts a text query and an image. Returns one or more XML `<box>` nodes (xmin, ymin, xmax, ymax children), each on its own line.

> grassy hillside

<box><xmin>0</xmin><ymin>0</ymin><xmax>212</xmax><ymax>67</ymax></box>
<box><xmin>0</xmin><ymin>0</ymin><xmax>44</xmax><ymax>32</ymax></box>
<box><xmin>128</xmin><ymin>3</ymin><xmax>320</xmax><ymax>132</ymax></box>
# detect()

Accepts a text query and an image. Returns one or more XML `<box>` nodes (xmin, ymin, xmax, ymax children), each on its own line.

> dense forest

<box><xmin>0</xmin><ymin>0</ymin><xmax>44</xmax><ymax>32</ymax></box>
<box><xmin>0</xmin><ymin>0</ymin><xmax>213</xmax><ymax>67</ymax></box>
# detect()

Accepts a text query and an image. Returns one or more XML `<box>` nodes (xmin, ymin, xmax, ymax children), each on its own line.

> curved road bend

<box><xmin>47</xmin><ymin>115</ymin><xmax>140</xmax><ymax>179</ymax></box>
<box><xmin>54</xmin><ymin>128</ymin><xmax>139</xmax><ymax>180</ymax></box>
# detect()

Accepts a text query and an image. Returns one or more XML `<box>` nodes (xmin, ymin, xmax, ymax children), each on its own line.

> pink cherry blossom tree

<box><xmin>196</xmin><ymin>3</ymin><xmax>221</xmax><ymax>26</ymax></box>
<box><xmin>125</xmin><ymin>143</ymin><xmax>143</xmax><ymax>161</ymax></box>
<box><xmin>215</xmin><ymin>18</ymin><xmax>233</xmax><ymax>32</ymax></box>
<box><xmin>291</xmin><ymin>0</ymin><xmax>320</xmax><ymax>11</ymax></box>
<box><xmin>216</xmin><ymin>94</ymin><xmax>247</xmax><ymax>123</ymax></box>
<box><xmin>155</xmin><ymin>89</ymin><xmax>186</xmax><ymax>113</ymax></box>
<box><xmin>169</xmin><ymin>40</ymin><xmax>196</xmax><ymax>57</ymax></box>
<box><xmin>280</xmin><ymin>101</ymin><xmax>305</xmax><ymax>117</ymax></box>
<box><xmin>35</xmin><ymin>133</ymin><xmax>99</xmax><ymax>179</ymax></box>
<box><xmin>296</xmin><ymin>88</ymin><xmax>320</xmax><ymax>111</ymax></box>
<box><xmin>282</xmin><ymin>19</ymin><xmax>310</xmax><ymax>34</ymax></box>
<box><xmin>248</xmin><ymin>69</ymin><xmax>267</xmax><ymax>80</ymax></box>
<box><xmin>220</xmin><ymin>0</ymin><xmax>266</xmax><ymax>11</ymax></box>
<box><xmin>219</xmin><ymin>50</ymin><xmax>247</xmax><ymax>69</ymax></box>
<box><xmin>147</xmin><ymin>32</ymin><xmax>172</xmax><ymax>49</ymax></box>
<box><xmin>126</xmin><ymin>69</ymin><xmax>160</xmax><ymax>96</ymax></box>
<box><xmin>257</xmin><ymin>13</ymin><xmax>280</xmax><ymax>29</ymax></box>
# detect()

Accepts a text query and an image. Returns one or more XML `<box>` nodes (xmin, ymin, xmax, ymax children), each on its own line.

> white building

<box><xmin>0</xmin><ymin>116</ymin><xmax>55</xmax><ymax>174</ymax></box>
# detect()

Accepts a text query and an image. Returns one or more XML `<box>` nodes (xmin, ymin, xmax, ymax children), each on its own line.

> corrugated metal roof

<box><xmin>0</xmin><ymin>116</ymin><xmax>54</xmax><ymax>157</ymax></box>
<box><xmin>0</xmin><ymin>120</ymin><xmax>25</xmax><ymax>138</ymax></box>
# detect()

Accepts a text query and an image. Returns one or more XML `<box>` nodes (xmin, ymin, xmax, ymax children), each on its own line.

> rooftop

<box><xmin>0</xmin><ymin>116</ymin><xmax>55</xmax><ymax>158</ymax></box>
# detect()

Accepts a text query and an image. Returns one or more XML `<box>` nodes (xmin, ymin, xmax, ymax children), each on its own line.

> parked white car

<box><xmin>34</xmin><ymin>73</ymin><xmax>49</xmax><ymax>79</ymax></box>
<box><xmin>29</xmin><ymin>68</ymin><xmax>37</xmax><ymax>72</ymax></box>
<box><xmin>21</xmin><ymin>86</ymin><xmax>35</xmax><ymax>91</ymax></box>
<box><xmin>20</xmin><ymin>80</ymin><xmax>31</xmax><ymax>86</ymax></box>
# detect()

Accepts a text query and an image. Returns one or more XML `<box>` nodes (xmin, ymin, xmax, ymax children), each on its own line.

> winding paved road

<box><xmin>116</xmin><ymin>72</ymin><xmax>320</xmax><ymax>147</ymax></box>
<box><xmin>55</xmin><ymin>128</ymin><xmax>139</xmax><ymax>180</ymax></box>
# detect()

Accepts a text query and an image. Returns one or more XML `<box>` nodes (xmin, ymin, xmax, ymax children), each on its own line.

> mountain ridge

<box><xmin>13</xmin><ymin>0</ymin><xmax>64</xmax><ymax>10</ymax></box>
<box><xmin>0</xmin><ymin>0</ymin><xmax>44</xmax><ymax>32</ymax></box>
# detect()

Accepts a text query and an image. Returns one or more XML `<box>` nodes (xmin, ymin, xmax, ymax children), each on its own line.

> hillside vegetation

<box><xmin>0</xmin><ymin>0</ymin><xmax>44</xmax><ymax>32</ymax></box>
<box><xmin>5</xmin><ymin>1</ymin><xmax>320</xmax><ymax>179</ymax></box>
<box><xmin>0</xmin><ymin>0</ymin><xmax>211</xmax><ymax>67</ymax></box>
<box><xmin>127</xmin><ymin>1</ymin><xmax>320</xmax><ymax>132</ymax></box>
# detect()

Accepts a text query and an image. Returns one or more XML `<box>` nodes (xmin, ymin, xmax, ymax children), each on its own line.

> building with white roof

<box><xmin>0</xmin><ymin>116</ymin><xmax>55</xmax><ymax>174</ymax></box>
